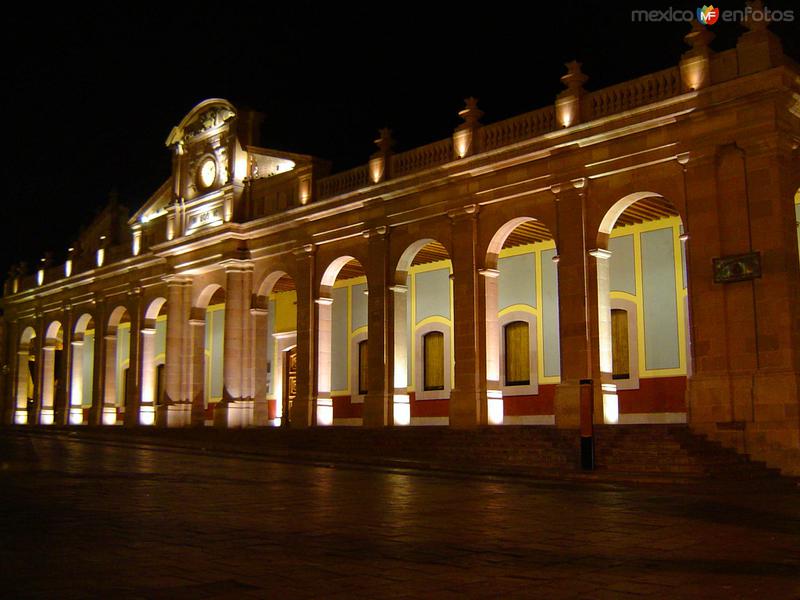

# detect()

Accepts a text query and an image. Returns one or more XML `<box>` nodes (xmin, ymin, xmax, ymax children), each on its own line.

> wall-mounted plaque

<box><xmin>713</xmin><ymin>252</ymin><xmax>762</xmax><ymax>284</ymax></box>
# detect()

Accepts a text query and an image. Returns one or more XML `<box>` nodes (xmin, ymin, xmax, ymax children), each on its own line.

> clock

<box><xmin>199</xmin><ymin>157</ymin><xmax>217</xmax><ymax>188</ymax></box>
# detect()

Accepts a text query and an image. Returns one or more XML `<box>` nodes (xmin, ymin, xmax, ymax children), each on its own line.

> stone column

<box><xmin>162</xmin><ymin>276</ymin><xmax>190</xmax><ymax>427</ymax></box>
<box><xmin>15</xmin><ymin>348</ymin><xmax>29</xmax><ymax>424</ymax></box>
<box><xmin>292</xmin><ymin>244</ymin><xmax>316</xmax><ymax>427</ymax></box>
<box><xmin>364</xmin><ymin>227</ymin><xmax>390</xmax><ymax>427</ymax></box>
<box><xmin>251</xmin><ymin>305</ymin><xmax>270</xmax><ymax>425</ymax></box>
<box><xmin>69</xmin><ymin>336</ymin><xmax>84</xmax><ymax>425</ymax></box>
<box><xmin>188</xmin><ymin>310</ymin><xmax>206</xmax><ymax>426</ymax></box>
<box><xmin>315</xmin><ymin>296</ymin><xmax>333</xmax><ymax>426</ymax></box>
<box><xmin>390</xmin><ymin>280</ymin><xmax>410</xmax><ymax>425</ymax></box>
<box><xmin>138</xmin><ymin>324</ymin><xmax>157</xmax><ymax>426</ymax></box>
<box><xmin>39</xmin><ymin>345</ymin><xmax>56</xmax><ymax>424</ymax></box>
<box><xmin>102</xmin><ymin>331</ymin><xmax>118</xmax><ymax>426</ymax></box>
<box><xmin>448</xmin><ymin>205</ymin><xmax>487</xmax><ymax>427</ymax></box>
<box><xmin>29</xmin><ymin>317</ymin><xmax>45</xmax><ymax>425</ymax></box>
<box><xmin>89</xmin><ymin>300</ymin><xmax>107</xmax><ymax>426</ymax></box>
<box><xmin>217</xmin><ymin>259</ymin><xmax>254</xmax><ymax>428</ymax></box>
<box><xmin>553</xmin><ymin>180</ymin><xmax>601</xmax><ymax>428</ymax></box>
<box><xmin>124</xmin><ymin>296</ymin><xmax>142</xmax><ymax>428</ymax></box>
<box><xmin>55</xmin><ymin>309</ymin><xmax>73</xmax><ymax>426</ymax></box>
<box><xmin>482</xmin><ymin>270</ymin><xmax>503</xmax><ymax>424</ymax></box>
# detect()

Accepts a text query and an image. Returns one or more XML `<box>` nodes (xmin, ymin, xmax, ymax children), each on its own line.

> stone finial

<box><xmin>684</xmin><ymin>19</ymin><xmax>715</xmax><ymax>52</ymax></box>
<box><xmin>743</xmin><ymin>0</ymin><xmax>769</xmax><ymax>33</ymax></box>
<box><xmin>561</xmin><ymin>61</ymin><xmax>588</xmax><ymax>94</ymax></box>
<box><xmin>458</xmin><ymin>97</ymin><xmax>483</xmax><ymax>128</ymax></box>
<box><xmin>374</xmin><ymin>128</ymin><xmax>395</xmax><ymax>154</ymax></box>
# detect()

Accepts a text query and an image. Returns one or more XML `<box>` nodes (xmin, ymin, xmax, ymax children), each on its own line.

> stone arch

<box><xmin>69</xmin><ymin>312</ymin><xmax>96</xmax><ymax>425</ymax></box>
<box><xmin>39</xmin><ymin>320</ymin><xmax>64</xmax><ymax>425</ymax></box>
<box><xmin>196</xmin><ymin>283</ymin><xmax>224</xmax><ymax>309</ymax></box>
<box><xmin>483</xmin><ymin>217</ymin><xmax>559</xmax><ymax>425</ymax></box>
<box><xmin>254</xmin><ymin>270</ymin><xmax>297</xmax><ymax>426</ymax></box>
<box><xmin>316</xmin><ymin>256</ymin><xmax>366</xmax><ymax>426</ymax></box>
<box><xmin>595</xmin><ymin>191</ymin><xmax>688</xmax><ymax>424</ymax></box>
<box><xmin>15</xmin><ymin>326</ymin><xmax>37</xmax><ymax>424</ymax></box>
<box><xmin>144</xmin><ymin>297</ymin><xmax>167</xmax><ymax>321</ymax></box>
<box><xmin>102</xmin><ymin>305</ymin><xmax>131</xmax><ymax>425</ymax></box>
<box><xmin>139</xmin><ymin>297</ymin><xmax>167</xmax><ymax>426</ymax></box>
<box><xmin>391</xmin><ymin>239</ymin><xmax>453</xmax><ymax>426</ymax></box>
<box><xmin>190</xmin><ymin>284</ymin><xmax>226</xmax><ymax>426</ymax></box>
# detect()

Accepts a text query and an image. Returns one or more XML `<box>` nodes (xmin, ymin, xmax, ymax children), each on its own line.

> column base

<box><xmin>554</xmin><ymin>382</ymin><xmax>580</xmax><ymax>429</ymax></box>
<box><xmin>214</xmin><ymin>400</ymin><xmax>254</xmax><ymax>428</ymax></box>
<box><xmin>253</xmin><ymin>398</ymin><xmax>269</xmax><ymax>426</ymax></box>
<box><xmin>449</xmin><ymin>389</ymin><xmax>481</xmax><ymax>428</ymax></box>
<box><xmin>363</xmin><ymin>393</ymin><xmax>389</xmax><ymax>427</ymax></box>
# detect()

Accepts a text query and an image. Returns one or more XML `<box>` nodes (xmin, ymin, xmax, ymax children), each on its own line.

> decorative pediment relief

<box><xmin>165</xmin><ymin>99</ymin><xmax>237</xmax><ymax>148</ymax></box>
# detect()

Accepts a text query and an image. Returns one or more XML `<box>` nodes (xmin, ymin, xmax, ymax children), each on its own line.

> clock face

<box><xmin>199</xmin><ymin>158</ymin><xmax>217</xmax><ymax>188</ymax></box>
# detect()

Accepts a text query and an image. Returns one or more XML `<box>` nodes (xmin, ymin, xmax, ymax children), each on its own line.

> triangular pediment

<box><xmin>128</xmin><ymin>178</ymin><xmax>172</xmax><ymax>225</ymax></box>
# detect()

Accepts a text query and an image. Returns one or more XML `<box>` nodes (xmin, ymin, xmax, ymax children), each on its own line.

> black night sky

<box><xmin>4</xmin><ymin>1</ymin><xmax>799</xmax><ymax>279</ymax></box>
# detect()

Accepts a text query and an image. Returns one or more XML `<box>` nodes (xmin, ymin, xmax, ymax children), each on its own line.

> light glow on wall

<box><xmin>393</xmin><ymin>394</ymin><xmax>410</xmax><ymax>426</ymax></box>
<box><xmin>453</xmin><ymin>129</ymin><xmax>471</xmax><ymax>159</ymax></box>
<box><xmin>139</xmin><ymin>405</ymin><xmax>155</xmax><ymax>426</ymax></box>
<box><xmin>36</xmin><ymin>269</ymin><xmax>44</xmax><ymax>286</ymax></box>
<box><xmin>317</xmin><ymin>399</ymin><xmax>333</xmax><ymax>426</ymax></box>
<box><xmin>602</xmin><ymin>383</ymin><xmax>619</xmax><ymax>424</ymax></box>
<box><xmin>132</xmin><ymin>229</ymin><xmax>141</xmax><ymax>256</ymax></box>
<box><xmin>487</xmin><ymin>389</ymin><xmax>504</xmax><ymax>425</ymax></box>
<box><xmin>96</xmin><ymin>248</ymin><xmax>105</xmax><ymax>268</ymax></box>
<box><xmin>65</xmin><ymin>259</ymin><xmax>72</xmax><ymax>278</ymax></box>
<box><xmin>102</xmin><ymin>407</ymin><xmax>117</xmax><ymax>425</ymax></box>
<box><xmin>369</xmin><ymin>156</ymin><xmax>385</xmax><ymax>184</ymax></box>
<box><xmin>39</xmin><ymin>409</ymin><xmax>54</xmax><ymax>425</ymax></box>
<box><xmin>15</xmin><ymin>410</ymin><xmax>27</xmax><ymax>425</ymax></box>
<box><xmin>69</xmin><ymin>408</ymin><xmax>84</xmax><ymax>425</ymax></box>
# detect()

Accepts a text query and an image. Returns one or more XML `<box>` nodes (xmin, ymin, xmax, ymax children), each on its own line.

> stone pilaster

<box><xmin>448</xmin><ymin>204</ymin><xmax>487</xmax><ymax>427</ymax></box>
<box><xmin>162</xmin><ymin>277</ymin><xmax>191</xmax><ymax>427</ymax></box>
<box><xmin>216</xmin><ymin>259</ymin><xmax>254</xmax><ymax>428</ymax></box>
<box><xmin>553</xmin><ymin>181</ymin><xmax>598</xmax><ymax>428</ymax></box>
<box><xmin>55</xmin><ymin>306</ymin><xmax>73</xmax><ymax>426</ymax></box>
<box><xmin>363</xmin><ymin>226</ymin><xmax>390</xmax><ymax>427</ymax></box>
<box><xmin>124</xmin><ymin>291</ymin><xmax>142</xmax><ymax>427</ymax></box>
<box><xmin>292</xmin><ymin>244</ymin><xmax>316</xmax><ymax>427</ymax></box>
<box><xmin>251</xmin><ymin>305</ymin><xmax>270</xmax><ymax>426</ymax></box>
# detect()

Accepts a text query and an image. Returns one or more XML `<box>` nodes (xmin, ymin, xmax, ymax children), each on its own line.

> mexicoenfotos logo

<box><xmin>632</xmin><ymin>4</ymin><xmax>795</xmax><ymax>22</ymax></box>
<box><xmin>696</xmin><ymin>5</ymin><xmax>720</xmax><ymax>25</ymax></box>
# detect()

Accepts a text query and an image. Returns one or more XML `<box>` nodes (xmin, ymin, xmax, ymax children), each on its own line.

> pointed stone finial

<box><xmin>684</xmin><ymin>19</ymin><xmax>715</xmax><ymax>51</ymax></box>
<box><xmin>374</xmin><ymin>128</ymin><xmax>394</xmax><ymax>154</ymax></box>
<box><xmin>743</xmin><ymin>0</ymin><xmax>768</xmax><ymax>33</ymax></box>
<box><xmin>561</xmin><ymin>61</ymin><xmax>588</xmax><ymax>93</ymax></box>
<box><xmin>458</xmin><ymin>97</ymin><xmax>483</xmax><ymax>128</ymax></box>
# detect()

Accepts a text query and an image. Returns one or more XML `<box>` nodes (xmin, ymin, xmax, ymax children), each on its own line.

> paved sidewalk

<box><xmin>1</xmin><ymin>429</ymin><xmax>799</xmax><ymax>599</ymax></box>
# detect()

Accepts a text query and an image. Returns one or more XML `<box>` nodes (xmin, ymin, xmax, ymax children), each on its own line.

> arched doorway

<box><xmin>15</xmin><ymin>327</ymin><xmax>37</xmax><ymax>424</ymax></box>
<box><xmin>193</xmin><ymin>285</ymin><xmax>225</xmax><ymax>426</ymax></box>
<box><xmin>140</xmin><ymin>298</ymin><xmax>167</xmax><ymax>425</ymax></box>
<box><xmin>393</xmin><ymin>239</ymin><xmax>453</xmax><ymax>426</ymax></box>
<box><xmin>104</xmin><ymin>306</ymin><xmax>132</xmax><ymax>425</ymax></box>
<box><xmin>318</xmin><ymin>256</ymin><xmax>366</xmax><ymax>426</ymax></box>
<box><xmin>597</xmin><ymin>193</ymin><xmax>690</xmax><ymax>424</ymax></box>
<box><xmin>39</xmin><ymin>321</ymin><xmax>64</xmax><ymax>425</ymax></box>
<box><xmin>70</xmin><ymin>314</ymin><xmax>96</xmax><ymax>425</ymax></box>
<box><xmin>484</xmin><ymin>218</ymin><xmax>560</xmax><ymax>425</ymax></box>
<box><xmin>255</xmin><ymin>271</ymin><xmax>297</xmax><ymax>427</ymax></box>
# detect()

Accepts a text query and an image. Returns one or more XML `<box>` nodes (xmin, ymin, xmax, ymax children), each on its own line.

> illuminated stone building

<box><xmin>2</xmin><ymin>20</ymin><xmax>800</xmax><ymax>475</ymax></box>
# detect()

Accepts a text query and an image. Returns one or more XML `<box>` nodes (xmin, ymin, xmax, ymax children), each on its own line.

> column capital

<box><xmin>362</xmin><ymin>225</ymin><xmax>388</xmax><ymax>239</ymax></box>
<box><xmin>219</xmin><ymin>259</ymin><xmax>255</xmax><ymax>273</ymax></box>
<box><xmin>292</xmin><ymin>243</ymin><xmax>316</xmax><ymax>258</ymax></box>
<box><xmin>162</xmin><ymin>274</ymin><xmax>192</xmax><ymax>287</ymax></box>
<box><xmin>447</xmin><ymin>203</ymin><xmax>479</xmax><ymax>220</ymax></box>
